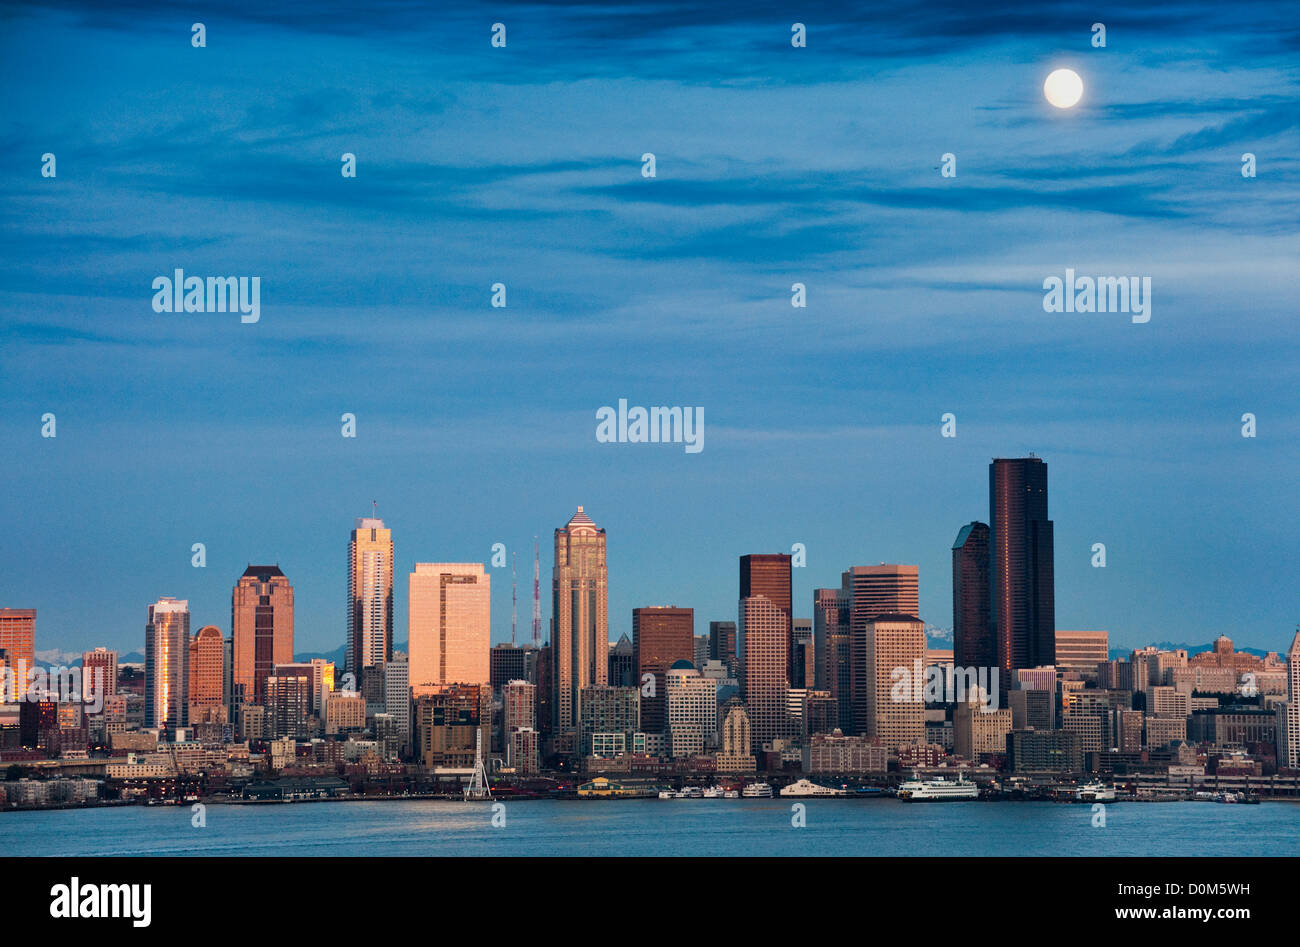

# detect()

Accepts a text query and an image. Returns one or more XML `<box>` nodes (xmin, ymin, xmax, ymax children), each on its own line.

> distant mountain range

<box><xmin>30</xmin><ymin>637</ymin><xmax>1278</xmax><ymax>670</ymax></box>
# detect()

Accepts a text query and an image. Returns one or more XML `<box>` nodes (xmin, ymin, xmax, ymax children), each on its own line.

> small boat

<box><xmin>680</xmin><ymin>786</ymin><xmax>702</xmax><ymax>798</ymax></box>
<box><xmin>658</xmin><ymin>789</ymin><xmax>676</xmax><ymax>799</ymax></box>
<box><xmin>701</xmin><ymin>786</ymin><xmax>721</xmax><ymax>798</ymax></box>
<box><xmin>723</xmin><ymin>789</ymin><xmax>739</xmax><ymax>799</ymax></box>
<box><xmin>741</xmin><ymin>782</ymin><xmax>773</xmax><ymax>798</ymax></box>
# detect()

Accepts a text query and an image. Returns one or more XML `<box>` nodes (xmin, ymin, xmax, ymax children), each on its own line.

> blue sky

<box><xmin>2</xmin><ymin>0</ymin><xmax>1297</xmax><ymax>658</ymax></box>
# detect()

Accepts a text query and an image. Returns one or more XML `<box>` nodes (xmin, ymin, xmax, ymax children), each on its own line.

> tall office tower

<box><xmin>813</xmin><ymin>587</ymin><xmax>852</xmax><ymax>729</ymax></box>
<box><xmin>0</xmin><ymin>609</ymin><xmax>36</xmax><ymax>701</ymax></box>
<box><xmin>490</xmin><ymin>643</ymin><xmax>532</xmax><ymax>694</ymax></box>
<box><xmin>863</xmin><ymin>614</ymin><xmax>927</xmax><ymax>750</ymax></box>
<box><xmin>632</xmin><ymin>606</ymin><xmax>694</xmax><ymax>734</ymax></box>
<box><xmin>737</xmin><ymin>595</ymin><xmax>791</xmax><ymax>752</ymax></box>
<box><xmin>791</xmin><ymin>618</ymin><xmax>814</xmax><ymax>689</ymax></box>
<box><xmin>1280</xmin><ymin>631</ymin><xmax>1300</xmax><ymax>769</ymax></box>
<box><xmin>145</xmin><ymin>597</ymin><xmax>190</xmax><ymax>731</ymax></box>
<box><xmin>990</xmin><ymin>457</ymin><xmax>1055</xmax><ymax>685</ymax></box>
<box><xmin>709</xmin><ymin>620</ymin><xmax>738</xmax><ymax>672</ymax></box>
<box><xmin>408</xmin><ymin>562</ymin><xmax>490</xmax><ymax>694</ymax></box>
<box><xmin>1055</xmin><ymin>630</ymin><xmax>1109</xmax><ymax>683</ymax></box>
<box><xmin>382</xmin><ymin>659</ymin><xmax>411</xmax><ymax>755</ymax></box>
<box><xmin>578</xmin><ymin>685</ymin><xmax>641</xmax><ymax>754</ymax></box>
<box><xmin>607</xmin><ymin>633</ymin><xmax>636</xmax><ymax>687</ymax></box>
<box><xmin>551</xmin><ymin>506</ymin><xmax>609</xmax><ymax>751</ymax></box>
<box><xmin>81</xmin><ymin>647</ymin><xmax>118</xmax><ymax>702</ymax></box>
<box><xmin>503</xmin><ymin>679</ymin><xmax>537</xmax><ymax>732</ymax></box>
<box><xmin>740</xmin><ymin>554</ymin><xmax>792</xmax><ymax>678</ymax></box>
<box><xmin>535</xmin><ymin>644</ymin><xmax>552</xmax><ymax>740</ymax></box>
<box><xmin>952</xmin><ymin>522</ymin><xmax>994</xmax><ymax>671</ymax></box>
<box><xmin>667</xmin><ymin>662</ymin><xmax>719</xmax><ymax>756</ymax></box>
<box><xmin>188</xmin><ymin>626</ymin><xmax>226</xmax><ymax>724</ymax></box>
<box><xmin>265</xmin><ymin>669</ymin><xmax>312</xmax><ymax>739</ymax></box>
<box><xmin>347</xmin><ymin>517</ymin><xmax>394</xmax><ymax>683</ymax></box>
<box><xmin>232</xmin><ymin>565</ymin><xmax>294</xmax><ymax>705</ymax></box>
<box><xmin>694</xmin><ymin>634</ymin><xmax>710</xmax><ymax>670</ymax></box>
<box><xmin>844</xmin><ymin>565</ymin><xmax>920</xmax><ymax>735</ymax></box>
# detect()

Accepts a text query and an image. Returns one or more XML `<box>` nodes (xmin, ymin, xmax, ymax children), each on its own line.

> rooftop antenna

<box><xmin>511</xmin><ymin>551</ymin><xmax>518</xmax><ymax>645</ymax></box>
<box><xmin>532</xmin><ymin>536</ymin><xmax>541</xmax><ymax>648</ymax></box>
<box><xmin>372</xmin><ymin>499</ymin><xmax>378</xmax><ymax>518</ymax></box>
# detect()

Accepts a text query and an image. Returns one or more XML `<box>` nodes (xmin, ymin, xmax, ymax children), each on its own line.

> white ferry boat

<box><xmin>896</xmin><ymin>772</ymin><xmax>979</xmax><ymax>802</ymax></box>
<box><xmin>702</xmin><ymin>786</ymin><xmax>722</xmax><ymax>798</ymax></box>
<box><xmin>779</xmin><ymin>778</ymin><xmax>846</xmax><ymax>797</ymax></box>
<box><xmin>657</xmin><ymin>789</ymin><xmax>676</xmax><ymax>799</ymax></box>
<box><xmin>741</xmin><ymin>782</ymin><xmax>774</xmax><ymax>798</ymax></box>
<box><xmin>1074</xmin><ymin>780</ymin><xmax>1116</xmax><ymax>803</ymax></box>
<box><xmin>723</xmin><ymin>789</ymin><xmax>739</xmax><ymax>799</ymax></box>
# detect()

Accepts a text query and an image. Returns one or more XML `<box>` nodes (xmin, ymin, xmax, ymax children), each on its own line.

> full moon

<box><xmin>1044</xmin><ymin>68</ymin><xmax>1083</xmax><ymax>108</ymax></box>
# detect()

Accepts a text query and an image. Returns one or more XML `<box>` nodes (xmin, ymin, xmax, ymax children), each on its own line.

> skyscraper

<box><xmin>708</xmin><ymin>620</ymin><xmax>737</xmax><ymax>673</ymax></box>
<box><xmin>990</xmin><ymin>457</ymin><xmax>1055</xmax><ymax>682</ymax></box>
<box><xmin>1280</xmin><ymin>631</ymin><xmax>1300</xmax><ymax>770</ymax></box>
<box><xmin>145</xmin><ymin>597</ymin><xmax>190</xmax><ymax>731</ymax></box>
<box><xmin>348</xmin><ymin>517</ymin><xmax>394</xmax><ymax>683</ymax></box>
<box><xmin>863</xmin><ymin>613</ymin><xmax>927</xmax><ymax>750</ymax></box>
<box><xmin>232</xmin><ymin>565</ymin><xmax>294</xmax><ymax>705</ymax></box>
<box><xmin>0</xmin><ymin>609</ymin><xmax>35</xmax><ymax>701</ymax></box>
<box><xmin>740</xmin><ymin>554</ymin><xmax>792</xmax><ymax>678</ymax></box>
<box><xmin>552</xmin><ymin>506</ymin><xmax>609</xmax><ymax>751</ymax></box>
<box><xmin>632</xmin><ymin>606</ymin><xmax>694</xmax><ymax>734</ymax></box>
<box><xmin>844</xmin><ymin>565</ymin><xmax>920</xmax><ymax>735</ymax></box>
<box><xmin>813</xmin><ymin>587</ymin><xmax>851</xmax><ymax>732</ymax></box>
<box><xmin>188</xmin><ymin>625</ymin><xmax>226</xmax><ymax>724</ymax></box>
<box><xmin>738</xmin><ymin>595</ymin><xmax>790</xmax><ymax>752</ymax></box>
<box><xmin>81</xmin><ymin>647</ymin><xmax>118</xmax><ymax>703</ymax></box>
<box><xmin>952</xmin><ymin>522</ymin><xmax>993</xmax><ymax>671</ymax></box>
<box><xmin>408</xmin><ymin>562</ymin><xmax>490</xmax><ymax>693</ymax></box>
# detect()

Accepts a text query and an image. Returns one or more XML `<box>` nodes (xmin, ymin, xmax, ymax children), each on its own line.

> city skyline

<box><xmin>8</xmin><ymin>465</ymin><xmax>1299</xmax><ymax>662</ymax></box>
<box><xmin>3</xmin><ymin>1</ymin><xmax>1297</xmax><ymax>660</ymax></box>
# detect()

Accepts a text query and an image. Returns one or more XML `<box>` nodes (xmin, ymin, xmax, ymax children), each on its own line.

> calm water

<box><xmin>5</xmin><ymin>799</ymin><xmax>1298</xmax><ymax>856</ymax></box>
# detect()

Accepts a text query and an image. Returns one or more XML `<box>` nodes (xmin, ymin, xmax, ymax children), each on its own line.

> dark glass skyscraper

<box><xmin>989</xmin><ymin>457</ymin><xmax>1055</xmax><ymax>683</ymax></box>
<box><xmin>952</xmin><ymin>522</ymin><xmax>994</xmax><ymax>670</ymax></box>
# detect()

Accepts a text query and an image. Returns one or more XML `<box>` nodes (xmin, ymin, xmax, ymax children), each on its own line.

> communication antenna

<box><xmin>511</xmin><ymin>551</ymin><xmax>518</xmax><ymax>645</ymax></box>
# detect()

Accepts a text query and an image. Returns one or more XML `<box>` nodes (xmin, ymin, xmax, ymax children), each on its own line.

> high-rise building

<box><xmin>383</xmin><ymin>659</ymin><xmax>411</xmax><ymax>756</ymax></box>
<box><xmin>632</xmin><ymin>606</ymin><xmax>694</xmax><ymax>734</ymax></box>
<box><xmin>0</xmin><ymin>608</ymin><xmax>36</xmax><ymax>701</ymax></box>
<box><xmin>1280</xmin><ymin>631</ymin><xmax>1300</xmax><ymax>769</ymax></box>
<box><xmin>813</xmin><ymin>587</ymin><xmax>851</xmax><ymax>730</ymax></box>
<box><xmin>716</xmin><ymin>701</ymin><xmax>756</xmax><ymax>773</ymax></box>
<box><xmin>791</xmin><ymin>617</ymin><xmax>814</xmax><ymax>689</ymax></box>
<box><xmin>952</xmin><ymin>522</ymin><xmax>993</xmax><ymax>672</ymax></box>
<box><xmin>232</xmin><ymin>565</ymin><xmax>294</xmax><ymax>705</ymax></box>
<box><xmin>578</xmin><ymin>685</ymin><xmax>640</xmax><ymax>754</ymax></box>
<box><xmin>709</xmin><ymin>620</ymin><xmax>737</xmax><ymax>673</ymax></box>
<box><xmin>145</xmin><ymin>597</ymin><xmax>190</xmax><ymax>731</ymax></box>
<box><xmin>844</xmin><ymin>565</ymin><xmax>919</xmax><ymax>734</ymax></box>
<box><xmin>347</xmin><ymin>517</ymin><xmax>394</xmax><ymax>682</ymax></box>
<box><xmin>738</xmin><ymin>595</ymin><xmax>790</xmax><ymax>753</ymax></box>
<box><xmin>408</xmin><ymin>562</ymin><xmax>490</xmax><ymax>693</ymax></box>
<box><xmin>863</xmin><ymin>614</ymin><xmax>926</xmax><ymax>751</ymax></box>
<box><xmin>552</xmin><ymin>506</ymin><xmax>608</xmax><ymax>751</ymax></box>
<box><xmin>412</xmin><ymin>684</ymin><xmax>491</xmax><ymax>769</ymax></box>
<box><xmin>607</xmin><ymin>633</ymin><xmax>636</xmax><ymax>688</ymax></box>
<box><xmin>1055</xmin><ymin>630</ymin><xmax>1109</xmax><ymax>683</ymax></box>
<box><xmin>990</xmin><ymin>457</ymin><xmax>1055</xmax><ymax>683</ymax></box>
<box><xmin>667</xmin><ymin>661</ymin><xmax>718</xmax><ymax>756</ymax></box>
<box><xmin>188</xmin><ymin>626</ymin><xmax>226</xmax><ymax>724</ymax></box>
<box><xmin>265</xmin><ymin>669</ymin><xmax>312</xmax><ymax>739</ymax></box>
<box><xmin>81</xmin><ymin>647</ymin><xmax>118</xmax><ymax>703</ymax></box>
<box><xmin>490</xmin><ymin>643</ymin><xmax>532</xmax><ymax>694</ymax></box>
<box><xmin>740</xmin><ymin>554</ymin><xmax>792</xmax><ymax>678</ymax></box>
